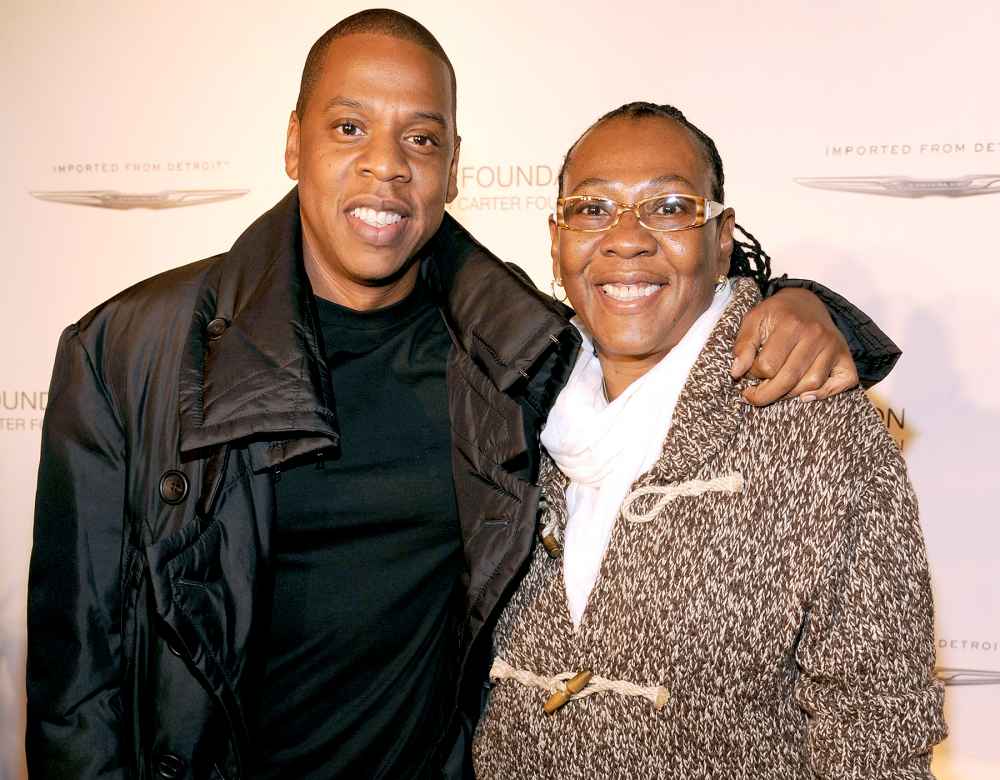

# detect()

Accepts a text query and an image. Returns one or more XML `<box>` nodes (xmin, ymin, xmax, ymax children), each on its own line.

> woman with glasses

<box><xmin>471</xmin><ymin>103</ymin><xmax>946</xmax><ymax>778</ymax></box>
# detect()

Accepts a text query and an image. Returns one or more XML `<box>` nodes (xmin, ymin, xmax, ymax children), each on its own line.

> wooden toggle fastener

<box><xmin>543</xmin><ymin>670</ymin><xmax>592</xmax><ymax>715</ymax></box>
<box><xmin>541</xmin><ymin>533</ymin><xmax>562</xmax><ymax>559</ymax></box>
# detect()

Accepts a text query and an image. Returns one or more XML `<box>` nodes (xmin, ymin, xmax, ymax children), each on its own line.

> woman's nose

<box><xmin>600</xmin><ymin>210</ymin><xmax>657</xmax><ymax>258</ymax></box>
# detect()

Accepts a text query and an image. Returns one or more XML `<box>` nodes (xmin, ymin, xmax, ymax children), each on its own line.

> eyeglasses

<box><xmin>555</xmin><ymin>193</ymin><xmax>725</xmax><ymax>233</ymax></box>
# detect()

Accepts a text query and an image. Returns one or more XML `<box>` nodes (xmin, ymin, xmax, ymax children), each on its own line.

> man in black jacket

<box><xmin>27</xmin><ymin>9</ymin><xmax>900</xmax><ymax>780</ymax></box>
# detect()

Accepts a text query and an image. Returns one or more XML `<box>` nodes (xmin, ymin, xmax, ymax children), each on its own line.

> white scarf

<box><xmin>541</xmin><ymin>282</ymin><xmax>732</xmax><ymax>628</ymax></box>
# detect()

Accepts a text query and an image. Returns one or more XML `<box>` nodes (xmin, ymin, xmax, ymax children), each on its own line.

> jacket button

<box><xmin>206</xmin><ymin>317</ymin><xmax>229</xmax><ymax>339</ymax></box>
<box><xmin>158</xmin><ymin>470</ymin><xmax>189</xmax><ymax>505</ymax></box>
<box><xmin>155</xmin><ymin>753</ymin><xmax>185</xmax><ymax>779</ymax></box>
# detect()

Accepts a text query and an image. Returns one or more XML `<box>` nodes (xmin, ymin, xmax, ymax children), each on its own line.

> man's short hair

<box><xmin>295</xmin><ymin>9</ymin><xmax>457</xmax><ymax>119</ymax></box>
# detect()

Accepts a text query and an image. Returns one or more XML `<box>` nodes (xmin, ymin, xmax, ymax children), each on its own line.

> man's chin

<box><xmin>348</xmin><ymin>253</ymin><xmax>422</xmax><ymax>288</ymax></box>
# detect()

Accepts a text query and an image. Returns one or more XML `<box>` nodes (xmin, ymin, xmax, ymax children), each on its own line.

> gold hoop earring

<box><xmin>714</xmin><ymin>274</ymin><xmax>728</xmax><ymax>292</ymax></box>
<box><xmin>551</xmin><ymin>278</ymin><xmax>568</xmax><ymax>303</ymax></box>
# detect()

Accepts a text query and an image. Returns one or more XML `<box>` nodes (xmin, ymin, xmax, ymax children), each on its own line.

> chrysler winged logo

<box><xmin>935</xmin><ymin>667</ymin><xmax>1000</xmax><ymax>686</ymax></box>
<box><xmin>29</xmin><ymin>188</ymin><xmax>249</xmax><ymax>210</ymax></box>
<box><xmin>794</xmin><ymin>174</ymin><xmax>1000</xmax><ymax>198</ymax></box>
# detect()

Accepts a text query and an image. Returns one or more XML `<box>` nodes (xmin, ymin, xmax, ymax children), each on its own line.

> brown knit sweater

<box><xmin>472</xmin><ymin>278</ymin><xmax>945</xmax><ymax>779</ymax></box>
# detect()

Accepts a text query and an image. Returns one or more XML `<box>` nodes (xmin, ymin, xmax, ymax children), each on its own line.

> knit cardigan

<box><xmin>472</xmin><ymin>278</ymin><xmax>945</xmax><ymax>779</ymax></box>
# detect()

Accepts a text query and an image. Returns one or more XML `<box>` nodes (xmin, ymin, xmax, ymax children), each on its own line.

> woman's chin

<box><xmin>594</xmin><ymin>338</ymin><xmax>671</xmax><ymax>366</ymax></box>
<box><xmin>591</xmin><ymin>320</ymin><xmax>683</xmax><ymax>363</ymax></box>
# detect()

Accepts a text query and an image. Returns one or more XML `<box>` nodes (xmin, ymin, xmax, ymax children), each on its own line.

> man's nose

<box><xmin>357</xmin><ymin>133</ymin><xmax>412</xmax><ymax>183</ymax></box>
<box><xmin>600</xmin><ymin>210</ymin><xmax>657</xmax><ymax>258</ymax></box>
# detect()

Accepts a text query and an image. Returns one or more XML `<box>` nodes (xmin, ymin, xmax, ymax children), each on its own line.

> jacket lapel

<box><xmin>177</xmin><ymin>188</ymin><xmax>339</xmax><ymax>464</ymax></box>
<box><xmin>425</xmin><ymin>214</ymin><xmax>580</xmax><ymax>406</ymax></box>
<box><xmin>421</xmin><ymin>214</ymin><xmax>581</xmax><ymax>657</ymax></box>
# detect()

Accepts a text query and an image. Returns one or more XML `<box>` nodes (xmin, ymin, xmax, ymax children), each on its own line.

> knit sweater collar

<box><xmin>541</xmin><ymin>277</ymin><xmax>761</xmax><ymax>522</ymax></box>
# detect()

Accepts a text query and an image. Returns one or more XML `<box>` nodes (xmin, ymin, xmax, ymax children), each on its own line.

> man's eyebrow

<box><xmin>570</xmin><ymin>174</ymin><xmax>696</xmax><ymax>195</ymax></box>
<box><xmin>319</xmin><ymin>97</ymin><xmax>447</xmax><ymax>128</ymax></box>
<box><xmin>322</xmin><ymin>96</ymin><xmax>365</xmax><ymax>113</ymax></box>
<box><xmin>413</xmin><ymin>111</ymin><xmax>448</xmax><ymax>128</ymax></box>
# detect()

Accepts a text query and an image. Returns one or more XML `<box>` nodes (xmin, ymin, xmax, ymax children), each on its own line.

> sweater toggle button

<box><xmin>543</xmin><ymin>669</ymin><xmax>592</xmax><ymax>715</ymax></box>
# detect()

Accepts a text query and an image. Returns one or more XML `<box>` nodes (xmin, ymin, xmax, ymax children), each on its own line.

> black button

<box><xmin>155</xmin><ymin>753</ymin><xmax>185</xmax><ymax>779</ymax></box>
<box><xmin>205</xmin><ymin>317</ymin><xmax>229</xmax><ymax>339</ymax></box>
<box><xmin>158</xmin><ymin>470</ymin><xmax>189</xmax><ymax>505</ymax></box>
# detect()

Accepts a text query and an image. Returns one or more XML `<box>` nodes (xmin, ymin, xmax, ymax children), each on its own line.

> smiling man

<box><xmin>287</xmin><ymin>31</ymin><xmax>460</xmax><ymax>310</ymax></box>
<box><xmin>26</xmin><ymin>9</ymin><xmax>901</xmax><ymax>780</ymax></box>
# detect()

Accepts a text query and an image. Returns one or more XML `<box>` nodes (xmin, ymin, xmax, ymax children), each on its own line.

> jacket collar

<box><xmin>422</xmin><ymin>212</ymin><xmax>580</xmax><ymax>411</ymax></box>
<box><xmin>178</xmin><ymin>188</ymin><xmax>580</xmax><ymax>459</ymax></box>
<box><xmin>178</xmin><ymin>188</ymin><xmax>337</xmax><ymax>458</ymax></box>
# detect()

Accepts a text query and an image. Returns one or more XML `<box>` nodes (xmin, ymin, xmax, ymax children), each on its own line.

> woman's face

<box><xmin>551</xmin><ymin>116</ymin><xmax>734</xmax><ymax>370</ymax></box>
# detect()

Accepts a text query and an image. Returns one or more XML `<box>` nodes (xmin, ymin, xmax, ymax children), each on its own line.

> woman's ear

<box><xmin>716</xmin><ymin>207</ymin><xmax>736</xmax><ymax>278</ymax></box>
<box><xmin>549</xmin><ymin>215</ymin><xmax>561</xmax><ymax>281</ymax></box>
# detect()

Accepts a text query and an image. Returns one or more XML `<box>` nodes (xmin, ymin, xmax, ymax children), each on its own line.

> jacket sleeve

<box><xmin>793</xmin><ymin>454</ymin><xmax>946</xmax><ymax>778</ymax></box>
<box><xmin>27</xmin><ymin>324</ymin><xmax>130</xmax><ymax>778</ymax></box>
<box><xmin>765</xmin><ymin>276</ymin><xmax>901</xmax><ymax>388</ymax></box>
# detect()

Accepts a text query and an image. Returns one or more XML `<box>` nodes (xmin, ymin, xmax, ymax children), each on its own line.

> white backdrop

<box><xmin>3</xmin><ymin>1</ymin><xmax>998</xmax><ymax>777</ymax></box>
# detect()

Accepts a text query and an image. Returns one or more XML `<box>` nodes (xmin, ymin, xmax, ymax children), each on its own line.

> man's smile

<box><xmin>342</xmin><ymin>196</ymin><xmax>412</xmax><ymax>247</ymax></box>
<box><xmin>350</xmin><ymin>206</ymin><xmax>404</xmax><ymax>227</ymax></box>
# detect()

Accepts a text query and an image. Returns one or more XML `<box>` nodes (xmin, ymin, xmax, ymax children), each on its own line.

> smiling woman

<box><xmin>471</xmin><ymin>104</ymin><xmax>947</xmax><ymax>779</ymax></box>
<box><xmin>551</xmin><ymin>114</ymin><xmax>734</xmax><ymax>400</ymax></box>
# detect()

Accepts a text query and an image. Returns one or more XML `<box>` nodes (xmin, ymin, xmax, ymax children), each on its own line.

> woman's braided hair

<box><xmin>730</xmin><ymin>223</ymin><xmax>772</xmax><ymax>293</ymax></box>
<box><xmin>556</xmin><ymin>102</ymin><xmax>772</xmax><ymax>291</ymax></box>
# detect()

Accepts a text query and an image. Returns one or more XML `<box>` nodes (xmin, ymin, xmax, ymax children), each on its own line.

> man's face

<box><xmin>550</xmin><ymin>116</ymin><xmax>733</xmax><ymax>368</ymax></box>
<box><xmin>285</xmin><ymin>33</ymin><xmax>459</xmax><ymax>301</ymax></box>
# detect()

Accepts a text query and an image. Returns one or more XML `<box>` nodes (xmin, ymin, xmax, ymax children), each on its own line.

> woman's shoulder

<box><xmin>744</xmin><ymin>386</ymin><xmax>901</xmax><ymax>471</ymax></box>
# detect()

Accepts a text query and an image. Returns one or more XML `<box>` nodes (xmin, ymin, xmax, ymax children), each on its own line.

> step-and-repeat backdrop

<box><xmin>2</xmin><ymin>1</ymin><xmax>997</xmax><ymax>777</ymax></box>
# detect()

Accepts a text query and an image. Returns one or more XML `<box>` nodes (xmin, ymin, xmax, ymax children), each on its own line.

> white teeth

<box><xmin>600</xmin><ymin>283</ymin><xmax>662</xmax><ymax>301</ymax></box>
<box><xmin>350</xmin><ymin>207</ymin><xmax>403</xmax><ymax>228</ymax></box>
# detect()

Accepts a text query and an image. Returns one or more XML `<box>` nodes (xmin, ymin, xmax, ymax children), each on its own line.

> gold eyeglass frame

<box><xmin>555</xmin><ymin>193</ymin><xmax>726</xmax><ymax>233</ymax></box>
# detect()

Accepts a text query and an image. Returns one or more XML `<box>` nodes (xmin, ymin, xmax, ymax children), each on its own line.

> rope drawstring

<box><xmin>490</xmin><ymin>658</ymin><xmax>669</xmax><ymax>714</ymax></box>
<box><xmin>621</xmin><ymin>472</ymin><xmax>744</xmax><ymax>524</ymax></box>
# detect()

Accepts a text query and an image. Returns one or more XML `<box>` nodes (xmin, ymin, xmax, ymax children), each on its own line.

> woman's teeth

<box><xmin>351</xmin><ymin>207</ymin><xmax>403</xmax><ymax>228</ymax></box>
<box><xmin>600</xmin><ymin>283</ymin><xmax>662</xmax><ymax>301</ymax></box>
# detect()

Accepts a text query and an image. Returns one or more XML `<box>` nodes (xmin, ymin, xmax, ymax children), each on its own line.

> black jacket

<box><xmin>27</xmin><ymin>189</ymin><xmax>899</xmax><ymax>779</ymax></box>
<box><xmin>27</xmin><ymin>188</ymin><xmax>580</xmax><ymax>779</ymax></box>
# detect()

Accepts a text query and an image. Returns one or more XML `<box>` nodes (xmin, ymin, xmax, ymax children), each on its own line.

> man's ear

<box><xmin>284</xmin><ymin>110</ymin><xmax>301</xmax><ymax>181</ymax></box>
<box><xmin>716</xmin><ymin>207</ymin><xmax>736</xmax><ymax>278</ymax></box>
<box><xmin>445</xmin><ymin>135</ymin><xmax>462</xmax><ymax>203</ymax></box>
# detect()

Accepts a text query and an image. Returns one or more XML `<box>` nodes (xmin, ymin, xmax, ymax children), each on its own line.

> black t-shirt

<box><xmin>251</xmin><ymin>278</ymin><xmax>463</xmax><ymax>779</ymax></box>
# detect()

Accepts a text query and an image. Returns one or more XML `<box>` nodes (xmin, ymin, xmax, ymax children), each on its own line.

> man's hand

<box><xmin>731</xmin><ymin>287</ymin><xmax>859</xmax><ymax>406</ymax></box>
